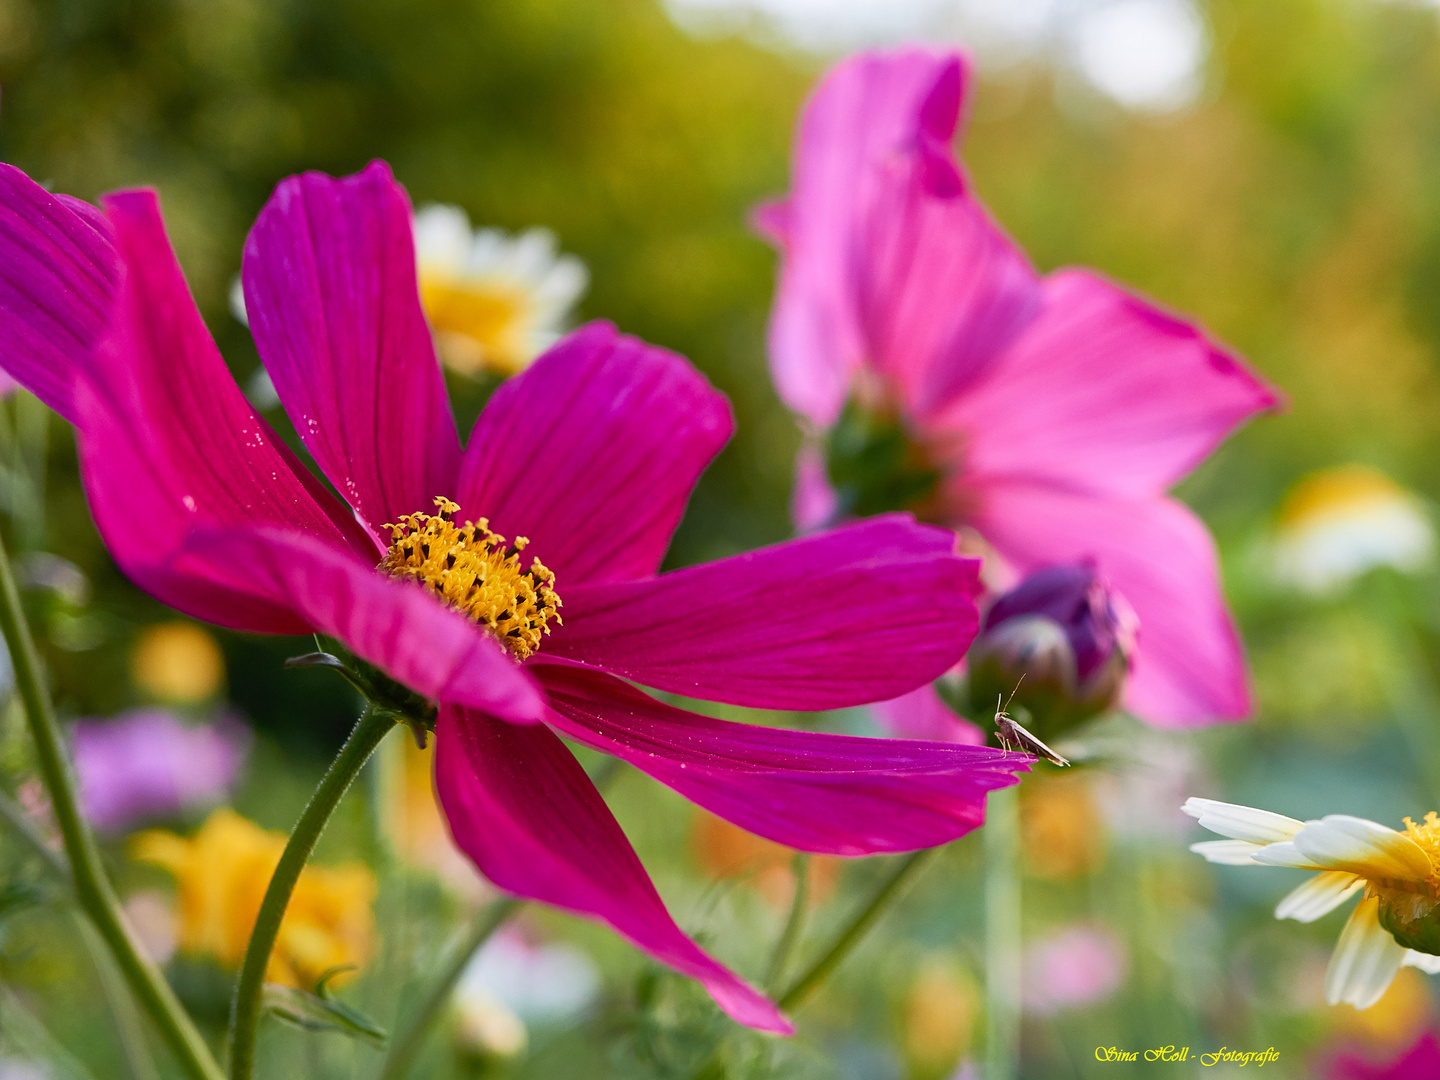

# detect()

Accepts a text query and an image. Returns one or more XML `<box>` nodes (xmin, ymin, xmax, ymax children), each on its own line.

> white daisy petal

<box><xmin>1250</xmin><ymin>841</ymin><xmax>1325</xmax><ymax>869</ymax></box>
<box><xmin>1190</xmin><ymin>840</ymin><xmax>1267</xmax><ymax>865</ymax></box>
<box><xmin>1325</xmin><ymin>895</ymin><xmax>1407</xmax><ymax>1008</ymax></box>
<box><xmin>413</xmin><ymin>204</ymin><xmax>473</xmax><ymax>273</ymax></box>
<box><xmin>1181</xmin><ymin>798</ymin><xmax>1305</xmax><ymax>844</ymax></box>
<box><xmin>1294</xmin><ymin>816</ymin><xmax>1433</xmax><ymax>882</ymax></box>
<box><xmin>1275</xmin><ymin>871</ymin><xmax>1364</xmax><ymax>922</ymax></box>
<box><xmin>1403</xmin><ymin>950</ymin><xmax>1440</xmax><ymax>974</ymax></box>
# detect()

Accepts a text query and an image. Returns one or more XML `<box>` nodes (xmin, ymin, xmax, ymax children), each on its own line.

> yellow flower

<box><xmin>380</xmin><ymin>735</ymin><xmax>491</xmax><ymax>903</ymax></box>
<box><xmin>1021</xmin><ymin>773</ymin><xmax>1106</xmax><ymax>880</ymax></box>
<box><xmin>131</xmin><ymin>621</ymin><xmax>225</xmax><ymax>704</ymax></box>
<box><xmin>1273</xmin><ymin>464</ymin><xmax>1433</xmax><ymax>593</ymax></box>
<box><xmin>1186</xmin><ymin>798</ymin><xmax>1440</xmax><ymax>1009</ymax></box>
<box><xmin>413</xmin><ymin>205</ymin><xmax>587</xmax><ymax>378</ymax></box>
<box><xmin>902</xmin><ymin>960</ymin><xmax>978</xmax><ymax>1074</ymax></box>
<box><xmin>132</xmin><ymin>808</ymin><xmax>376</xmax><ymax>989</ymax></box>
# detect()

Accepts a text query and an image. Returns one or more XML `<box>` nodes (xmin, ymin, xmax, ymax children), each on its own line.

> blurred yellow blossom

<box><xmin>1331</xmin><ymin>966</ymin><xmax>1433</xmax><ymax>1051</ymax></box>
<box><xmin>1273</xmin><ymin>464</ymin><xmax>1433</xmax><ymax>593</ymax></box>
<box><xmin>130</xmin><ymin>621</ymin><xmax>225</xmax><ymax>704</ymax></box>
<box><xmin>902</xmin><ymin>959</ymin><xmax>978</xmax><ymax>1074</ymax></box>
<box><xmin>413</xmin><ymin>204</ymin><xmax>588</xmax><ymax>378</ymax></box>
<box><xmin>382</xmin><ymin>736</ymin><xmax>491</xmax><ymax>902</ymax></box>
<box><xmin>132</xmin><ymin>808</ymin><xmax>375</xmax><ymax>988</ymax></box>
<box><xmin>1021</xmin><ymin>773</ymin><xmax>1106</xmax><ymax>880</ymax></box>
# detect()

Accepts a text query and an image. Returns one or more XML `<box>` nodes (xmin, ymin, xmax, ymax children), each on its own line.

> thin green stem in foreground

<box><xmin>376</xmin><ymin>897</ymin><xmax>522</xmax><ymax>1080</ymax></box>
<box><xmin>984</xmin><ymin>784</ymin><xmax>1021</xmax><ymax>1080</ymax></box>
<box><xmin>228</xmin><ymin>703</ymin><xmax>398</xmax><ymax>1080</ymax></box>
<box><xmin>778</xmin><ymin>846</ymin><xmax>936</xmax><ymax>1012</ymax></box>
<box><xmin>764</xmin><ymin>852</ymin><xmax>810</xmax><ymax>993</ymax></box>
<box><xmin>0</xmin><ymin>528</ymin><xmax>225</xmax><ymax>1080</ymax></box>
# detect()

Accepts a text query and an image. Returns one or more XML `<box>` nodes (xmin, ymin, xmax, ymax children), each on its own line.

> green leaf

<box><xmin>262</xmin><ymin>976</ymin><xmax>388</xmax><ymax>1047</ymax></box>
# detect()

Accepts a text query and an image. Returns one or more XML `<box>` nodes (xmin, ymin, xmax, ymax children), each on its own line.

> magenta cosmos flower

<box><xmin>1328</xmin><ymin>1032</ymin><xmax>1440</xmax><ymax>1080</ymax></box>
<box><xmin>0</xmin><ymin>160</ymin><xmax>1029</xmax><ymax>1031</ymax></box>
<box><xmin>759</xmin><ymin>49</ymin><xmax>1281</xmax><ymax>726</ymax></box>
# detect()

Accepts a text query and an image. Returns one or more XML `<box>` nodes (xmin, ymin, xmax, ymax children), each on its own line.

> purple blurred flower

<box><xmin>1328</xmin><ymin>1031</ymin><xmax>1440</xmax><ymax>1080</ymax></box>
<box><xmin>72</xmin><ymin>709</ymin><xmax>249</xmax><ymax>832</ymax></box>
<box><xmin>1022</xmin><ymin>925</ymin><xmax>1126</xmax><ymax>1014</ymax></box>
<box><xmin>967</xmin><ymin>563</ymin><xmax>1138</xmax><ymax>737</ymax></box>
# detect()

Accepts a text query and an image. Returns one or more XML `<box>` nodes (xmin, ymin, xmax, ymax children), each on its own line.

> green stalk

<box><xmin>984</xmin><ymin>784</ymin><xmax>1021</xmax><ymax>1080</ymax></box>
<box><xmin>376</xmin><ymin>897</ymin><xmax>522</xmax><ymax>1080</ymax></box>
<box><xmin>0</xmin><ymin>528</ymin><xmax>225</xmax><ymax>1080</ymax></box>
<box><xmin>777</xmin><ymin>847</ymin><xmax>936</xmax><ymax>1012</ymax></box>
<box><xmin>764</xmin><ymin>852</ymin><xmax>810</xmax><ymax>993</ymax></box>
<box><xmin>0</xmin><ymin>789</ymin><xmax>156</xmax><ymax>1080</ymax></box>
<box><xmin>228</xmin><ymin>703</ymin><xmax>398</xmax><ymax>1080</ymax></box>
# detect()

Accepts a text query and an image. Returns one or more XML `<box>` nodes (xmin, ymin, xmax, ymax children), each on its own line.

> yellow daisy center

<box><xmin>418</xmin><ymin>272</ymin><xmax>534</xmax><ymax>377</ymax></box>
<box><xmin>1403</xmin><ymin>812</ymin><xmax>1440</xmax><ymax>886</ymax></box>
<box><xmin>378</xmin><ymin>497</ymin><xmax>561</xmax><ymax>660</ymax></box>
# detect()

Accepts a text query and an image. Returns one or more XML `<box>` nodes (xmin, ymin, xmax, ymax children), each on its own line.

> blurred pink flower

<box><xmin>1328</xmin><ymin>1031</ymin><xmax>1440</xmax><ymax>1080</ymax></box>
<box><xmin>72</xmin><ymin>709</ymin><xmax>249</xmax><ymax>832</ymax></box>
<box><xmin>760</xmin><ymin>49</ymin><xmax>1280</xmax><ymax>727</ymax></box>
<box><xmin>0</xmin><ymin>160</ymin><xmax>1031</xmax><ymax>1032</ymax></box>
<box><xmin>1021</xmin><ymin>925</ymin><xmax>1126</xmax><ymax>1014</ymax></box>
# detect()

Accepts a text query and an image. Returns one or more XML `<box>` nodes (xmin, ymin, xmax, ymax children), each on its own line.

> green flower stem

<box><xmin>376</xmin><ymin>896</ymin><xmax>523</xmax><ymax>1080</ymax></box>
<box><xmin>0</xmin><ymin>528</ymin><xmax>225</xmax><ymax>1080</ymax></box>
<box><xmin>764</xmin><ymin>852</ymin><xmax>810</xmax><ymax>993</ymax></box>
<box><xmin>985</xmin><ymin>784</ymin><xmax>1021</xmax><ymax>1080</ymax></box>
<box><xmin>777</xmin><ymin>846</ymin><xmax>936</xmax><ymax>1012</ymax></box>
<box><xmin>228</xmin><ymin>703</ymin><xmax>399</xmax><ymax>1080</ymax></box>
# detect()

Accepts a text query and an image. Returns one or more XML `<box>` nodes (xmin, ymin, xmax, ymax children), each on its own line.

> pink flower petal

<box><xmin>244</xmin><ymin>161</ymin><xmax>461</xmax><ymax>533</ymax></box>
<box><xmin>1327</xmin><ymin>1030</ymin><xmax>1440</xmax><ymax>1080</ymax></box>
<box><xmin>534</xmin><ymin>661</ymin><xmax>1025</xmax><ymax>855</ymax></box>
<box><xmin>71</xmin><ymin>190</ymin><xmax>375</xmax><ymax>632</ymax></box>
<box><xmin>544</xmin><ymin>515</ymin><xmax>980</xmax><ymax>710</ymax></box>
<box><xmin>434</xmin><ymin>705</ymin><xmax>790</xmax><ymax>1032</ymax></box>
<box><xmin>973</xmin><ymin>482</ymin><xmax>1250</xmax><ymax>725</ymax></box>
<box><xmin>790</xmin><ymin>441</ymin><xmax>839</xmax><ymax>534</ymax></box>
<box><xmin>941</xmin><ymin>269</ymin><xmax>1280</xmax><ymax>498</ymax></box>
<box><xmin>455</xmin><ymin>322</ymin><xmax>732</xmax><ymax>585</ymax></box>
<box><xmin>870</xmin><ymin>682</ymin><xmax>985</xmax><ymax>745</ymax></box>
<box><xmin>0</xmin><ymin>164</ymin><xmax>118</xmax><ymax>421</ymax></box>
<box><xmin>855</xmin><ymin>163</ymin><xmax>1040</xmax><ymax>421</ymax></box>
<box><xmin>175</xmin><ymin>526</ymin><xmax>545</xmax><ymax>723</ymax></box>
<box><xmin>763</xmin><ymin>48</ymin><xmax>1040</xmax><ymax>424</ymax></box>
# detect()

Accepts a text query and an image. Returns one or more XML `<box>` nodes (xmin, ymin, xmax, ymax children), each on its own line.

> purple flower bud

<box><xmin>966</xmin><ymin>563</ymin><xmax>1138</xmax><ymax>737</ymax></box>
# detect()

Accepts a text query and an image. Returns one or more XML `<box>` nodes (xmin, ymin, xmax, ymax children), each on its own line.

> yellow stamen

<box><xmin>1402</xmin><ymin>812</ymin><xmax>1440</xmax><ymax>885</ymax></box>
<box><xmin>378</xmin><ymin>496</ymin><xmax>561</xmax><ymax>660</ymax></box>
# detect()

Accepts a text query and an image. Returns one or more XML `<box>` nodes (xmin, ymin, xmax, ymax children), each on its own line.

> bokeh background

<box><xmin>5</xmin><ymin>0</ymin><xmax>1440</xmax><ymax>1076</ymax></box>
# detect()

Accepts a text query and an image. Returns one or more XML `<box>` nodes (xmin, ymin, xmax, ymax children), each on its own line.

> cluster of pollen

<box><xmin>1402</xmin><ymin>813</ymin><xmax>1440</xmax><ymax>889</ymax></box>
<box><xmin>379</xmin><ymin>497</ymin><xmax>560</xmax><ymax>660</ymax></box>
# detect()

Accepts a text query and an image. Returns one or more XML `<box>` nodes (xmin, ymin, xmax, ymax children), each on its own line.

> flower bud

<box><xmin>966</xmin><ymin>564</ymin><xmax>1138</xmax><ymax>739</ymax></box>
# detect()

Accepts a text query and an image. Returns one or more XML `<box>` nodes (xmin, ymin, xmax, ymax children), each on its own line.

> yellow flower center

<box><xmin>1403</xmin><ymin>812</ymin><xmax>1440</xmax><ymax>885</ymax></box>
<box><xmin>378</xmin><ymin>497</ymin><xmax>561</xmax><ymax>660</ymax></box>
<box><xmin>419</xmin><ymin>272</ymin><xmax>534</xmax><ymax>376</ymax></box>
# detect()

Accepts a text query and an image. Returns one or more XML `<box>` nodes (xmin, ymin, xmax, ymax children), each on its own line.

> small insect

<box><xmin>992</xmin><ymin>689</ymin><xmax>1070</xmax><ymax>767</ymax></box>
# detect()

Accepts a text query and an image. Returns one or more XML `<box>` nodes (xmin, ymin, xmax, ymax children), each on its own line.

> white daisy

<box><xmin>1272</xmin><ymin>464</ymin><xmax>1433</xmax><ymax>593</ymax></box>
<box><xmin>413</xmin><ymin>204</ymin><xmax>588</xmax><ymax>378</ymax></box>
<box><xmin>1185</xmin><ymin>797</ymin><xmax>1440</xmax><ymax>1009</ymax></box>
